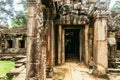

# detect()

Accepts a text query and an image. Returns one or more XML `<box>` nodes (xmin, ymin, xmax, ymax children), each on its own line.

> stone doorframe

<box><xmin>57</xmin><ymin>25</ymin><xmax>89</xmax><ymax>65</ymax></box>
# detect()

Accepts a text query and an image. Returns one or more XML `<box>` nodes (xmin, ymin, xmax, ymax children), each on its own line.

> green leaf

<box><xmin>11</xmin><ymin>12</ymin><xmax>27</xmax><ymax>27</ymax></box>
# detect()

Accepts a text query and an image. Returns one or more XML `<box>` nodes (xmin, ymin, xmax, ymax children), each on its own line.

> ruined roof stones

<box><xmin>0</xmin><ymin>26</ymin><xmax>9</xmax><ymax>34</ymax></box>
<box><xmin>93</xmin><ymin>10</ymin><xmax>110</xmax><ymax>18</ymax></box>
<box><xmin>0</xmin><ymin>26</ymin><xmax>27</xmax><ymax>35</ymax></box>
<box><xmin>108</xmin><ymin>14</ymin><xmax>120</xmax><ymax>31</ymax></box>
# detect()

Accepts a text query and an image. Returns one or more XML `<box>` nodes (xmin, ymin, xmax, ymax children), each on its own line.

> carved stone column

<box><xmin>27</xmin><ymin>0</ymin><xmax>46</xmax><ymax>80</ymax></box>
<box><xmin>35</xmin><ymin>0</ymin><xmax>46</xmax><ymax>79</ymax></box>
<box><xmin>45</xmin><ymin>7</ymin><xmax>55</xmax><ymax>77</ymax></box>
<box><xmin>46</xmin><ymin>21</ymin><xmax>51</xmax><ymax>77</ymax></box>
<box><xmin>0</xmin><ymin>34</ymin><xmax>2</xmax><ymax>53</ymax></box>
<box><xmin>15</xmin><ymin>38</ymin><xmax>19</xmax><ymax>48</ymax></box>
<box><xmin>85</xmin><ymin>24</ymin><xmax>89</xmax><ymax>65</ymax></box>
<box><xmin>46</xmin><ymin>20</ymin><xmax>54</xmax><ymax>78</ymax></box>
<box><xmin>93</xmin><ymin>10</ymin><xmax>109</xmax><ymax>74</ymax></box>
<box><xmin>50</xmin><ymin>21</ymin><xmax>55</xmax><ymax>66</ymax></box>
<box><xmin>61</xmin><ymin>29</ymin><xmax>65</xmax><ymax>64</ymax></box>
<box><xmin>27</xmin><ymin>1</ymin><xmax>38</xmax><ymax>79</ymax></box>
<box><xmin>79</xmin><ymin>27</ymin><xmax>85</xmax><ymax>62</ymax></box>
<box><xmin>79</xmin><ymin>29</ymin><xmax>82</xmax><ymax>62</ymax></box>
<box><xmin>58</xmin><ymin>25</ymin><xmax>62</xmax><ymax>65</ymax></box>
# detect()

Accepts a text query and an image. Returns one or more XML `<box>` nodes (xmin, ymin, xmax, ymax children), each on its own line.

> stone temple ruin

<box><xmin>0</xmin><ymin>0</ymin><xmax>120</xmax><ymax>80</ymax></box>
<box><xmin>0</xmin><ymin>26</ymin><xmax>27</xmax><ymax>54</ymax></box>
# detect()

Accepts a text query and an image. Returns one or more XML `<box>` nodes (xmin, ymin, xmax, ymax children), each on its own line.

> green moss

<box><xmin>0</xmin><ymin>61</ymin><xmax>15</xmax><ymax>77</ymax></box>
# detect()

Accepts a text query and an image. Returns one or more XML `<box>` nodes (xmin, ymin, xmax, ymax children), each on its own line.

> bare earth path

<box><xmin>47</xmin><ymin>62</ymin><xmax>109</xmax><ymax>80</ymax></box>
<box><xmin>12</xmin><ymin>60</ymin><xmax>120</xmax><ymax>80</ymax></box>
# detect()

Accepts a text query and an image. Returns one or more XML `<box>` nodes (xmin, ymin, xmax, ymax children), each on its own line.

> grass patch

<box><xmin>0</xmin><ymin>60</ymin><xmax>15</xmax><ymax>77</ymax></box>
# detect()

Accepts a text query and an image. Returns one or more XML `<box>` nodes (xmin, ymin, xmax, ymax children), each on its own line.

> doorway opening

<box><xmin>7</xmin><ymin>40</ymin><xmax>13</xmax><ymax>48</ymax></box>
<box><xmin>116</xmin><ymin>38</ymin><xmax>120</xmax><ymax>50</ymax></box>
<box><xmin>65</xmin><ymin>29</ymin><xmax>80</xmax><ymax>62</ymax></box>
<box><xmin>19</xmin><ymin>40</ymin><xmax>25</xmax><ymax>48</ymax></box>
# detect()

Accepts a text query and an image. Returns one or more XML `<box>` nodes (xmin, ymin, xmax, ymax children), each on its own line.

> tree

<box><xmin>0</xmin><ymin>0</ymin><xmax>14</xmax><ymax>26</ymax></box>
<box><xmin>11</xmin><ymin>12</ymin><xmax>27</xmax><ymax>27</ymax></box>
<box><xmin>11</xmin><ymin>0</ymin><xmax>28</xmax><ymax>27</ymax></box>
<box><xmin>111</xmin><ymin>0</ymin><xmax>120</xmax><ymax>12</ymax></box>
<box><xmin>17</xmin><ymin>0</ymin><xmax>27</xmax><ymax>12</ymax></box>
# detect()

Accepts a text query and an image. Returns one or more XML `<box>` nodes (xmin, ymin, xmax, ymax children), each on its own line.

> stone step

<box><xmin>13</xmin><ymin>69</ymin><xmax>26</xmax><ymax>80</ymax></box>
<box><xmin>15</xmin><ymin>63</ymin><xmax>23</xmax><ymax>68</ymax></box>
<box><xmin>7</xmin><ymin>65</ymin><xmax>25</xmax><ymax>77</ymax></box>
<box><xmin>108</xmin><ymin>68</ymin><xmax>120</xmax><ymax>72</ymax></box>
<box><xmin>15</xmin><ymin>58</ymin><xmax>26</xmax><ymax>64</ymax></box>
<box><xmin>115</xmin><ymin>62</ymin><xmax>120</xmax><ymax>64</ymax></box>
<box><xmin>1</xmin><ymin>56</ymin><xmax>13</xmax><ymax>60</ymax></box>
<box><xmin>46</xmin><ymin>66</ymin><xmax>53</xmax><ymax>78</ymax></box>
<box><xmin>14</xmin><ymin>55</ymin><xmax>26</xmax><ymax>58</ymax></box>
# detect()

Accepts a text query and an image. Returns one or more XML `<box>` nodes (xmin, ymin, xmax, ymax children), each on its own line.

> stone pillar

<box><xmin>46</xmin><ymin>6</ymin><xmax>55</xmax><ymax>78</ymax></box>
<box><xmin>25</xmin><ymin>39</ymin><xmax>26</xmax><ymax>48</ymax></box>
<box><xmin>79</xmin><ymin>29</ymin><xmax>82</xmax><ymax>62</ymax></box>
<box><xmin>15</xmin><ymin>38</ymin><xmax>19</xmax><ymax>48</ymax></box>
<box><xmin>27</xmin><ymin>0</ymin><xmax>46</xmax><ymax>80</ymax></box>
<box><xmin>26</xmin><ymin>1</ymin><xmax>38</xmax><ymax>79</ymax></box>
<box><xmin>50</xmin><ymin>21</ymin><xmax>55</xmax><ymax>66</ymax></box>
<box><xmin>58</xmin><ymin>25</ymin><xmax>62</xmax><ymax>65</ymax></box>
<box><xmin>0</xmin><ymin>34</ymin><xmax>2</xmax><ymax>53</ymax></box>
<box><xmin>85</xmin><ymin>25</ymin><xmax>89</xmax><ymax>65</ymax></box>
<box><xmin>12</xmin><ymin>38</ymin><xmax>14</xmax><ymax>48</ymax></box>
<box><xmin>35</xmin><ymin>0</ymin><xmax>46</xmax><ymax>79</ymax></box>
<box><xmin>80</xmin><ymin>28</ymin><xmax>85</xmax><ymax>62</ymax></box>
<box><xmin>46</xmin><ymin>24</ymin><xmax>51</xmax><ymax>65</ymax></box>
<box><xmin>61</xmin><ymin>29</ymin><xmax>65</xmax><ymax>63</ymax></box>
<box><xmin>5</xmin><ymin>40</ymin><xmax>8</xmax><ymax>49</ymax></box>
<box><xmin>93</xmin><ymin>10</ymin><xmax>109</xmax><ymax>74</ymax></box>
<box><xmin>46</xmin><ymin>20</ymin><xmax>54</xmax><ymax>78</ymax></box>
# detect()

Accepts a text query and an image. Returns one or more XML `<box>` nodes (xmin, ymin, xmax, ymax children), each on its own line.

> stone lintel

<box><xmin>27</xmin><ymin>0</ymin><xmax>36</xmax><ymax>5</ymax></box>
<box><xmin>27</xmin><ymin>0</ymin><xmax>36</xmax><ymax>3</ymax></box>
<box><xmin>59</xmin><ymin>15</ymin><xmax>89</xmax><ymax>25</ymax></box>
<box><xmin>93</xmin><ymin>10</ymin><xmax>110</xmax><ymax>19</ymax></box>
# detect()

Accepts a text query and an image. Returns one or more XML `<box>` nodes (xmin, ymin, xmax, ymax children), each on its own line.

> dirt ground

<box><xmin>47</xmin><ymin>61</ymin><xmax>120</xmax><ymax>80</ymax></box>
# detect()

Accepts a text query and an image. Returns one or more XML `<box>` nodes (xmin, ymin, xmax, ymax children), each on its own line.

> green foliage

<box><xmin>111</xmin><ymin>0</ymin><xmax>120</xmax><ymax>12</ymax></box>
<box><xmin>0</xmin><ymin>0</ymin><xmax>28</xmax><ymax>27</ymax></box>
<box><xmin>0</xmin><ymin>76</ymin><xmax>14</xmax><ymax>80</ymax></box>
<box><xmin>0</xmin><ymin>60</ymin><xmax>15</xmax><ymax>77</ymax></box>
<box><xmin>0</xmin><ymin>0</ymin><xmax>14</xmax><ymax>25</ymax></box>
<box><xmin>111</xmin><ymin>8</ymin><xmax>120</xmax><ymax>12</ymax></box>
<box><xmin>17</xmin><ymin>0</ymin><xmax>27</xmax><ymax>12</ymax></box>
<box><xmin>11</xmin><ymin>12</ymin><xmax>27</xmax><ymax>28</ymax></box>
<box><xmin>11</xmin><ymin>0</ymin><xmax>28</xmax><ymax>28</ymax></box>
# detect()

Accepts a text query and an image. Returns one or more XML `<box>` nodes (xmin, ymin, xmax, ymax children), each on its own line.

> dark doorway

<box><xmin>65</xmin><ymin>29</ymin><xmax>79</xmax><ymax>61</ymax></box>
<box><xmin>116</xmin><ymin>38</ymin><xmax>120</xmax><ymax>50</ymax></box>
<box><xmin>7</xmin><ymin>40</ymin><xmax>13</xmax><ymax>48</ymax></box>
<box><xmin>19</xmin><ymin>40</ymin><xmax>25</xmax><ymax>48</ymax></box>
<box><xmin>117</xmin><ymin>42</ymin><xmax>120</xmax><ymax>50</ymax></box>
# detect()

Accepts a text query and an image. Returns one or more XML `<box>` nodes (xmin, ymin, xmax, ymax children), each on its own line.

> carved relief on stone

<box><xmin>94</xmin><ymin>0</ymin><xmax>110</xmax><ymax>10</ymax></box>
<box><xmin>93</xmin><ymin>10</ymin><xmax>110</xmax><ymax>18</ymax></box>
<box><xmin>58</xmin><ymin>1</ymin><xmax>89</xmax><ymax>24</ymax></box>
<box><xmin>108</xmin><ymin>14</ymin><xmax>120</xmax><ymax>31</ymax></box>
<box><xmin>27</xmin><ymin>0</ymin><xmax>46</xmax><ymax>79</ymax></box>
<box><xmin>60</xmin><ymin>14</ymin><xmax>89</xmax><ymax>24</ymax></box>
